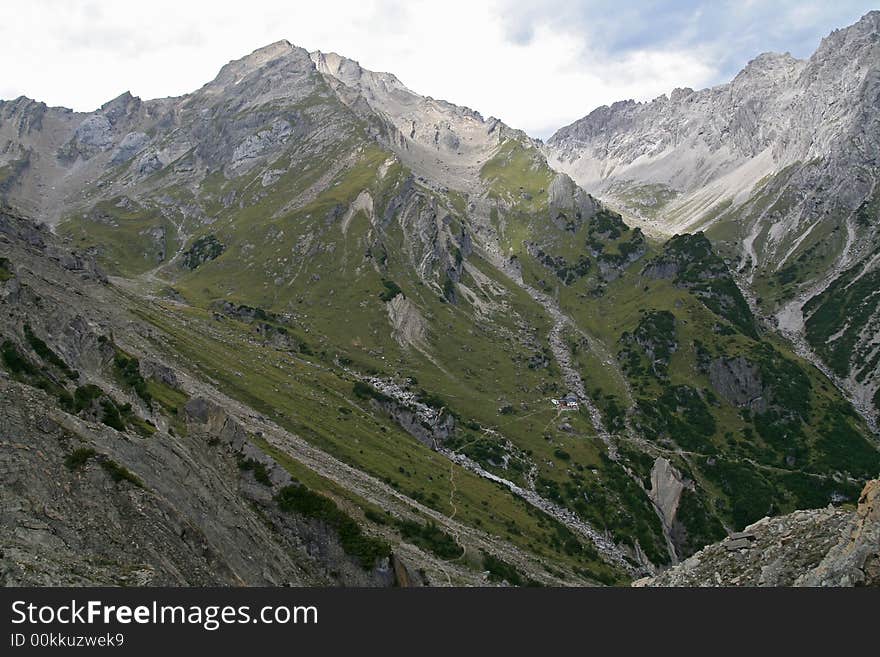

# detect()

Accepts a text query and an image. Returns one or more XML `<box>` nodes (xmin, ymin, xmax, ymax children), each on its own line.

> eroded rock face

<box><xmin>386</xmin><ymin>294</ymin><xmax>428</xmax><ymax>349</ymax></box>
<box><xmin>634</xmin><ymin>479</ymin><xmax>880</xmax><ymax>587</ymax></box>
<box><xmin>547</xmin><ymin>173</ymin><xmax>599</xmax><ymax>220</ymax></box>
<box><xmin>310</xmin><ymin>49</ymin><xmax>526</xmax><ymax>193</ymax></box>
<box><xmin>648</xmin><ymin>457</ymin><xmax>686</xmax><ymax>532</ymax></box>
<box><xmin>230</xmin><ymin>119</ymin><xmax>294</xmax><ymax>172</ymax></box>
<box><xmin>69</xmin><ymin>115</ymin><xmax>114</xmax><ymax>157</ymax></box>
<box><xmin>139</xmin><ymin>359</ymin><xmax>179</xmax><ymax>388</ymax></box>
<box><xmin>546</xmin><ymin>14</ymin><xmax>880</xmax><ymax>217</ymax></box>
<box><xmin>109</xmin><ymin>131</ymin><xmax>149</xmax><ymax>165</ymax></box>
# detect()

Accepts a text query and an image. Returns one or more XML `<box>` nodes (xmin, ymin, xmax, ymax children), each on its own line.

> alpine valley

<box><xmin>1</xmin><ymin>12</ymin><xmax>878</xmax><ymax>587</ymax></box>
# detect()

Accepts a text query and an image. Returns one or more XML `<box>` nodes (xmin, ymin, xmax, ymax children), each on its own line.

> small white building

<box><xmin>552</xmin><ymin>394</ymin><xmax>580</xmax><ymax>410</ymax></box>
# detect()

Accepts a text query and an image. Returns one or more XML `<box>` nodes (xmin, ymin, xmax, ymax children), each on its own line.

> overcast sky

<box><xmin>0</xmin><ymin>1</ymin><xmax>875</xmax><ymax>138</ymax></box>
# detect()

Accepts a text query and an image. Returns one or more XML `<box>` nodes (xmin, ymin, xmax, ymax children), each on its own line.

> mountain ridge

<box><xmin>544</xmin><ymin>9</ymin><xmax>880</xmax><ymax>426</ymax></box>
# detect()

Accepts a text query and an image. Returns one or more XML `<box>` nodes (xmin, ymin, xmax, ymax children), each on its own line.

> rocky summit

<box><xmin>0</xmin><ymin>13</ymin><xmax>878</xmax><ymax>587</ymax></box>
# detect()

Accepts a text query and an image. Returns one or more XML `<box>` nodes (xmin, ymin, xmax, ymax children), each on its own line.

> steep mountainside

<box><xmin>1</xmin><ymin>36</ymin><xmax>878</xmax><ymax>586</ymax></box>
<box><xmin>545</xmin><ymin>11</ymin><xmax>880</xmax><ymax>424</ymax></box>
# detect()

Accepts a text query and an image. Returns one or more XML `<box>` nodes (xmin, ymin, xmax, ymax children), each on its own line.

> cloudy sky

<box><xmin>0</xmin><ymin>1</ymin><xmax>875</xmax><ymax>138</ymax></box>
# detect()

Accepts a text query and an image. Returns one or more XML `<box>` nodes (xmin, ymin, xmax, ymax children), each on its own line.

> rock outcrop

<box><xmin>708</xmin><ymin>357</ymin><xmax>768</xmax><ymax>413</ymax></box>
<box><xmin>648</xmin><ymin>457</ymin><xmax>686</xmax><ymax>532</ymax></box>
<box><xmin>634</xmin><ymin>479</ymin><xmax>880</xmax><ymax>587</ymax></box>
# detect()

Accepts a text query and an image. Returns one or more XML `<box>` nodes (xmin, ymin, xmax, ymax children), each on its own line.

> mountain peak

<box><xmin>202</xmin><ymin>39</ymin><xmax>315</xmax><ymax>98</ymax></box>
<box><xmin>309</xmin><ymin>50</ymin><xmax>409</xmax><ymax>93</ymax></box>
<box><xmin>734</xmin><ymin>51</ymin><xmax>803</xmax><ymax>84</ymax></box>
<box><xmin>230</xmin><ymin>39</ymin><xmax>303</xmax><ymax>70</ymax></box>
<box><xmin>814</xmin><ymin>10</ymin><xmax>880</xmax><ymax>61</ymax></box>
<box><xmin>252</xmin><ymin>39</ymin><xmax>294</xmax><ymax>56</ymax></box>
<box><xmin>852</xmin><ymin>9</ymin><xmax>880</xmax><ymax>30</ymax></box>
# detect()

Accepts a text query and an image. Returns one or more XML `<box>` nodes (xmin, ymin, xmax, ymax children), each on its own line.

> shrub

<box><xmin>1</xmin><ymin>340</ymin><xmax>37</xmax><ymax>376</ymax></box>
<box><xmin>113</xmin><ymin>349</ymin><xmax>151</xmax><ymax>403</ymax></box>
<box><xmin>379</xmin><ymin>279</ymin><xmax>402</xmax><ymax>302</ymax></box>
<box><xmin>482</xmin><ymin>552</ymin><xmax>524</xmax><ymax>585</ymax></box>
<box><xmin>239</xmin><ymin>458</ymin><xmax>272</xmax><ymax>486</ymax></box>
<box><xmin>181</xmin><ymin>234</ymin><xmax>225</xmax><ymax>269</ymax></box>
<box><xmin>100</xmin><ymin>459</ymin><xmax>144</xmax><ymax>487</ymax></box>
<box><xmin>395</xmin><ymin>519</ymin><xmax>462</xmax><ymax>559</ymax></box>
<box><xmin>100</xmin><ymin>398</ymin><xmax>126</xmax><ymax>431</ymax></box>
<box><xmin>364</xmin><ymin>509</ymin><xmax>389</xmax><ymax>525</ymax></box>
<box><xmin>352</xmin><ymin>381</ymin><xmax>391</xmax><ymax>404</ymax></box>
<box><xmin>23</xmin><ymin>324</ymin><xmax>77</xmax><ymax>378</ymax></box>
<box><xmin>73</xmin><ymin>384</ymin><xmax>103</xmax><ymax>412</ymax></box>
<box><xmin>0</xmin><ymin>257</ymin><xmax>12</xmax><ymax>281</ymax></box>
<box><xmin>64</xmin><ymin>447</ymin><xmax>97</xmax><ymax>470</ymax></box>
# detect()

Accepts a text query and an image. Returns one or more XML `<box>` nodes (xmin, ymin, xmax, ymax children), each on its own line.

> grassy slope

<box><xmin>127</xmin><ymin>292</ymin><xmax>621</xmax><ymax>583</ymax></box>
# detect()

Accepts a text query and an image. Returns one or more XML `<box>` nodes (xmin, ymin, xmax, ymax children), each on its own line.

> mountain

<box><xmin>545</xmin><ymin>11</ymin><xmax>880</xmax><ymax>426</ymax></box>
<box><xmin>1</xmin><ymin>29</ymin><xmax>878</xmax><ymax>586</ymax></box>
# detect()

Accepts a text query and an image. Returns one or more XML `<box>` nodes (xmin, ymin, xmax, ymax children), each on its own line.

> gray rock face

<box><xmin>545</xmin><ymin>14</ymin><xmax>880</xmax><ymax>215</ymax></box>
<box><xmin>68</xmin><ymin>115</ymin><xmax>113</xmax><ymax>157</ymax></box>
<box><xmin>708</xmin><ymin>357</ymin><xmax>768</xmax><ymax>414</ymax></box>
<box><xmin>648</xmin><ymin>457</ymin><xmax>686</xmax><ymax>542</ymax></box>
<box><xmin>109</xmin><ymin>131</ymin><xmax>149</xmax><ymax>165</ymax></box>
<box><xmin>139</xmin><ymin>358</ymin><xmax>179</xmax><ymax>388</ymax></box>
<box><xmin>796</xmin><ymin>479</ymin><xmax>880</xmax><ymax>586</ymax></box>
<box><xmin>548</xmin><ymin>173</ymin><xmax>599</xmax><ymax>218</ymax></box>
<box><xmin>231</xmin><ymin>119</ymin><xmax>294</xmax><ymax>171</ymax></box>
<box><xmin>546</xmin><ymin>11</ymin><xmax>880</xmax><ymax>423</ymax></box>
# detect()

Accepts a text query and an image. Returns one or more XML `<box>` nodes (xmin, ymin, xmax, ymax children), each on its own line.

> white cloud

<box><xmin>0</xmin><ymin>0</ymin><xmax>869</xmax><ymax>138</ymax></box>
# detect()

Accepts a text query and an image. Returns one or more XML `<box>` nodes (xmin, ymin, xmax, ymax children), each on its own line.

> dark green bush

<box><xmin>238</xmin><ymin>458</ymin><xmax>272</xmax><ymax>486</ymax></box>
<box><xmin>100</xmin><ymin>398</ymin><xmax>126</xmax><ymax>431</ymax></box>
<box><xmin>181</xmin><ymin>234</ymin><xmax>225</xmax><ymax>269</ymax></box>
<box><xmin>64</xmin><ymin>447</ymin><xmax>97</xmax><ymax>470</ymax></box>
<box><xmin>73</xmin><ymin>384</ymin><xmax>103</xmax><ymax>412</ymax></box>
<box><xmin>379</xmin><ymin>279</ymin><xmax>402</xmax><ymax>302</ymax></box>
<box><xmin>0</xmin><ymin>257</ymin><xmax>12</xmax><ymax>281</ymax></box>
<box><xmin>352</xmin><ymin>381</ymin><xmax>391</xmax><ymax>404</ymax></box>
<box><xmin>276</xmin><ymin>484</ymin><xmax>390</xmax><ymax>569</ymax></box>
<box><xmin>100</xmin><ymin>459</ymin><xmax>144</xmax><ymax>487</ymax></box>
<box><xmin>395</xmin><ymin>519</ymin><xmax>462</xmax><ymax>559</ymax></box>
<box><xmin>24</xmin><ymin>325</ymin><xmax>77</xmax><ymax>378</ymax></box>
<box><xmin>113</xmin><ymin>349</ymin><xmax>151</xmax><ymax>403</ymax></box>
<box><xmin>482</xmin><ymin>552</ymin><xmax>524</xmax><ymax>585</ymax></box>
<box><xmin>1</xmin><ymin>340</ymin><xmax>37</xmax><ymax>375</ymax></box>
